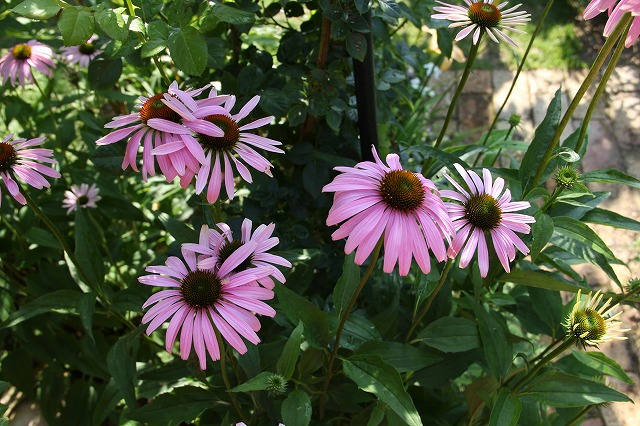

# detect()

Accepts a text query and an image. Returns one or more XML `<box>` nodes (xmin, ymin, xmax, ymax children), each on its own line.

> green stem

<box><xmin>215</xmin><ymin>328</ymin><xmax>247</xmax><ymax>423</ymax></box>
<box><xmin>613</xmin><ymin>284</ymin><xmax>640</xmax><ymax>306</ymax></box>
<box><xmin>319</xmin><ymin>237</ymin><xmax>383</xmax><ymax>419</ymax></box>
<box><xmin>472</xmin><ymin>123</ymin><xmax>515</xmax><ymax>168</ymax></box>
<box><xmin>405</xmin><ymin>258</ymin><xmax>454</xmax><ymax>342</ymax></box>
<box><xmin>513</xmin><ymin>336</ymin><xmax>576</xmax><ymax>392</ymax></box>
<box><xmin>479</xmin><ymin>0</ymin><xmax>555</xmax><ymax>148</ymax></box>
<box><xmin>431</xmin><ymin>38</ymin><xmax>482</xmax><ymax>151</ymax></box>
<box><xmin>537</xmin><ymin>186</ymin><xmax>564</xmax><ymax>214</ymax></box>
<box><xmin>124</xmin><ymin>0</ymin><xmax>136</xmax><ymax>16</ymax></box>
<box><xmin>153</xmin><ymin>56</ymin><xmax>172</xmax><ymax>86</ymax></box>
<box><xmin>525</xmin><ymin>14</ymin><xmax>633</xmax><ymax>195</ymax></box>
<box><xmin>574</xmin><ymin>26</ymin><xmax>627</xmax><ymax>155</ymax></box>
<box><xmin>566</xmin><ymin>405</ymin><xmax>594</xmax><ymax>426</ymax></box>
<box><xmin>32</xmin><ymin>77</ymin><xmax>59</xmax><ymax>135</ymax></box>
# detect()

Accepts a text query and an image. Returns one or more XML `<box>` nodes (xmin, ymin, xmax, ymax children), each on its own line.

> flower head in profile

<box><xmin>564</xmin><ymin>289</ymin><xmax>629</xmax><ymax>348</ymax></box>
<box><xmin>0</xmin><ymin>134</ymin><xmax>60</xmax><ymax>206</ymax></box>
<box><xmin>62</xmin><ymin>183</ymin><xmax>101</xmax><ymax>214</ymax></box>
<box><xmin>584</xmin><ymin>0</ymin><xmax>640</xmax><ymax>47</ymax></box>
<box><xmin>158</xmin><ymin>88</ymin><xmax>284</xmax><ymax>203</ymax></box>
<box><xmin>441</xmin><ymin>164</ymin><xmax>535</xmax><ymax>277</ymax></box>
<box><xmin>139</xmin><ymin>239</ymin><xmax>276</xmax><ymax>370</ymax></box>
<box><xmin>0</xmin><ymin>40</ymin><xmax>56</xmax><ymax>87</ymax></box>
<box><xmin>185</xmin><ymin>219</ymin><xmax>292</xmax><ymax>290</ymax></box>
<box><xmin>96</xmin><ymin>81</ymin><xmax>208</xmax><ymax>182</ymax></box>
<box><xmin>322</xmin><ymin>146</ymin><xmax>455</xmax><ymax>276</ymax></box>
<box><xmin>60</xmin><ymin>35</ymin><xmax>102</xmax><ymax>68</ymax></box>
<box><xmin>432</xmin><ymin>0</ymin><xmax>531</xmax><ymax>47</ymax></box>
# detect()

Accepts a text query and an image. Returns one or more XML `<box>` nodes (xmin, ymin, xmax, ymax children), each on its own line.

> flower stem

<box><xmin>574</xmin><ymin>26</ymin><xmax>628</xmax><ymax>155</ymax></box>
<box><xmin>525</xmin><ymin>14</ymin><xmax>633</xmax><ymax>195</ymax></box>
<box><xmin>479</xmin><ymin>0</ymin><xmax>555</xmax><ymax>148</ymax></box>
<box><xmin>565</xmin><ymin>405</ymin><xmax>594</xmax><ymax>426</ymax></box>
<box><xmin>512</xmin><ymin>336</ymin><xmax>576</xmax><ymax>392</ymax></box>
<box><xmin>537</xmin><ymin>186</ymin><xmax>564</xmax><ymax>214</ymax></box>
<box><xmin>405</xmin><ymin>257</ymin><xmax>454</xmax><ymax>342</ymax></box>
<box><xmin>472</xmin><ymin>122</ymin><xmax>515</xmax><ymax>168</ymax></box>
<box><xmin>319</xmin><ymin>237</ymin><xmax>383</xmax><ymax>418</ymax></box>
<box><xmin>153</xmin><ymin>56</ymin><xmax>172</xmax><ymax>86</ymax></box>
<box><xmin>215</xmin><ymin>328</ymin><xmax>248</xmax><ymax>423</ymax></box>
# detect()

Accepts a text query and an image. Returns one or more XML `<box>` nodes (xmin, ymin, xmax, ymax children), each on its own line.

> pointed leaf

<box><xmin>274</xmin><ymin>284</ymin><xmax>328</xmax><ymax>349</ymax></box>
<box><xmin>571</xmin><ymin>351</ymin><xmax>635</xmax><ymax>384</ymax></box>
<box><xmin>530</xmin><ymin>212</ymin><xmax>553</xmax><ymax>261</ymax></box>
<box><xmin>282</xmin><ymin>389</ymin><xmax>312</xmax><ymax>426</ymax></box>
<box><xmin>354</xmin><ymin>341</ymin><xmax>441</xmax><ymax>373</ymax></box>
<box><xmin>497</xmin><ymin>270</ymin><xmax>585</xmax><ymax>293</ymax></box>
<box><xmin>581</xmin><ymin>169</ymin><xmax>640</xmax><ymax>189</ymax></box>
<box><xmin>127</xmin><ymin>386</ymin><xmax>213</xmax><ymax>424</ymax></box>
<box><xmin>472</xmin><ymin>300</ymin><xmax>512</xmax><ymax>382</ymax></box>
<box><xmin>489</xmin><ymin>388</ymin><xmax>521</xmax><ymax>426</ymax></box>
<box><xmin>77</xmin><ymin>291</ymin><xmax>96</xmax><ymax>341</ymax></box>
<box><xmin>277</xmin><ymin>321</ymin><xmax>303</xmax><ymax>380</ymax></box>
<box><xmin>230</xmin><ymin>371</ymin><xmax>274</xmax><ymax>392</ymax></box>
<box><xmin>12</xmin><ymin>0</ymin><xmax>60</xmax><ymax>19</ymax></box>
<box><xmin>346</xmin><ymin>31</ymin><xmax>367</xmax><ymax>62</ymax></box>
<box><xmin>333</xmin><ymin>253</ymin><xmax>361</xmax><ymax>320</ymax></box>
<box><xmin>107</xmin><ymin>331</ymin><xmax>139</xmax><ymax>408</ymax></box>
<box><xmin>415</xmin><ymin>317</ymin><xmax>481</xmax><ymax>353</ymax></box>
<box><xmin>0</xmin><ymin>289</ymin><xmax>80</xmax><ymax>329</ymax></box>
<box><xmin>58</xmin><ymin>6</ymin><xmax>95</xmax><ymax>46</ymax></box>
<box><xmin>75</xmin><ymin>209</ymin><xmax>105</xmax><ymax>290</ymax></box>
<box><xmin>581</xmin><ymin>207</ymin><xmax>640</xmax><ymax>231</ymax></box>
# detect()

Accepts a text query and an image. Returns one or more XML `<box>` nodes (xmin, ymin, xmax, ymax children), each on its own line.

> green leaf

<box><xmin>472</xmin><ymin>300</ymin><xmax>511</xmax><ymax>382</ymax></box>
<box><xmin>571</xmin><ymin>351</ymin><xmax>635</xmax><ymax>384</ymax></box>
<box><xmin>158</xmin><ymin>213</ymin><xmax>198</xmax><ymax>245</ymax></box>
<box><xmin>95</xmin><ymin>8</ymin><xmax>128</xmax><ymax>41</ymax></box>
<box><xmin>11</xmin><ymin>0</ymin><xmax>60</xmax><ymax>19</ymax></box>
<box><xmin>333</xmin><ymin>252</ymin><xmax>361</xmax><ymax>320</ymax></box>
<box><xmin>0</xmin><ymin>289</ymin><xmax>80</xmax><ymax>329</ymax></box>
<box><xmin>346</xmin><ymin>32</ymin><xmax>367</xmax><ymax>62</ymax></box>
<box><xmin>581</xmin><ymin>207</ymin><xmax>640</xmax><ymax>231</ymax></box>
<box><xmin>581</xmin><ymin>169</ymin><xmax>640</xmax><ymax>189</ymax></box>
<box><xmin>521</xmin><ymin>88</ymin><xmax>562</xmax><ymax>192</ymax></box>
<box><xmin>342</xmin><ymin>355</ymin><xmax>423</xmax><ymax>426</ymax></box>
<box><xmin>489</xmin><ymin>388</ymin><xmax>521</xmax><ymax>426</ymax></box>
<box><xmin>92</xmin><ymin>380</ymin><xmax>121</xmax><ymax>426</ymax></box>
<box><xmin>25</xmin><ymin>227</ymin><xmax>61</xmax><ymax>250</ymax></box>
<box><xmin>274</xmin><ymin>284</ymin><xmax>328</xmax><ymax>349</ymax></box>
<box><xmin>530</xmin><ymin>212</ymin><xmax>553</xmax><ymax>261</ymax></box>
<box><xmin>498</xmin><ymin>270</ymin><xmax>585</xmax><ymax>293</ymax></box>
<box><xmin>302</xmin><ymin>160</ymin><xmax>330</xmax><ymax>197</ymax></box>
<box><xmin>107</xmin><ymin>331</ymin><xmax>139</xmax><ymax>408</ymax></box>
<box><xmin>168</xmin><ymin>26</ymin><xmax>207</xmax><ymax>76</ymax></box>
<box><xmin>230</xmin><ymin>371</ymin><xmax>274</xmax><ymax>392</ymax></box>
<box><xmin>520</xmin><ymin>371</ymin><xmax>631</xmax><ymax>407</ymax></box>
<box><xmin>77</xmin><ymin>291</ymin><xmax>96</xmax><ymax>341</ymax></box>
<box><xmin>208</xmin><ymin>4</ymin><xmax>255</xmax><ymax>25</ymax></box>
<box><xmin>75</xmin><ymin>209</ymin><xmax>105</xmax><ymax>289</ymax></box>
<box><xmin>329</xmin><ymin>314</ymin><xmax>382</xmax><ymax>350</ymax></box>
<box><xmin>88</xmin><ymin>58</ymin><xmax>123</xmax><ymax>90</ymax></box>
<box><xmin>415</xmin><ymin>317</ymin><xmax>481</xmax><ymax>353</ymax></box>
<box><xmin>281</xmin><ymin>389</ymin><xmax>312</xmax><ymax>426</ymax></box>
<box><xmin>407</xmin><ymin>145</ymin><xmax>471</xmax><ymax>172</ymax></box>
<box><xmin>127</xmin><ymin>386</ymin><xmax>213</xmax><ymax>425</ymax></box>
<box><xmin>58</xmin><ymin>7</ymin><xmax>95</xmax><ymax>46</ymax></box>
<box><xmin>378</xmin><ymin>0</ymin><xmax>401</xmax><ymax>18</ymax></box>
<box><xmin>277</xmin><ymin>322</ymin><xmax>304</xmax><ymax>380</ymax></box>
<box><xmin>354</xmin><ymin>341</ymin><xmax>441</xmax><ymax>373</ymax></box>
<box><xmin>529</xmin><ymin>287</ymin><xmax>563</xmax><ymax>338</ymax></box>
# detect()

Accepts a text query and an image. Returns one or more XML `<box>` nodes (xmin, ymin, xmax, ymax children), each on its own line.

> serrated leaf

<box><xmin>230</xmin><ymin>371</ymin><xmax>274</xmax><ymax>392</ymax></box>
<box><xmin>581</xmin><ymin>169</ymin><xmax>640</xmax><ymax>189</ymax></box>
<box><xmin>333</xmin><ymin>252</ymin><xmax>361</xmax><ymax>320</ymax></box>
<box><xmin>281</xmin><ymin>389</ymin><xmax>312</xmax><ymax>426</ymax></box>
<box><xmin>415</xmin><ymin>317</ymin><xmax>481</xmax><ymax>353</ymax></box>
<box><xmin>11</xmin><ymin>0</ymin><xmax>60</xmax><ymax>19</ymax></box>
<box><xmin>0</xmin><ymin>289</ymin><xmax>80</xmax><ymax>329</ymax></box>
<box><xmin>127</xmin><ymin>386</ymin><xmax>213</xmax><ymax>424</ymax></box>
<box><xmin>58</xmin><ymin>7</ymin><xmax>95</xmax><ymax>46</ymax></box>
<box><xmin>95</xmin><ymin>8</ymin><xmax>128</xmax><ymax>41</ymax></box>
<box><xmin>168</xmin><ymin>26</ymin><xmax>207</xmax><ymax>76</ymax></box>
<box><xmin>277</xmin><ymin>322</ymin><xmax>303</xmax><ymax>380</ymax></box>
<box><xmin>208</xmin><ymin>4</ymin><xmax>255</xmax><ymax>25</ymax></box>
<box><xmin>346</xmin><ymin>31</ymin><xmax>367</xmax><ymax>62</ymax></box>
<box><xmin>141</xmin><ymin>39</ymin><xmax>167</xmax><ymax>58</ymax></box>
<box><xmin>489</xmin><ymin>388</ymin><xmax>521</xmax><ymax>426</ymax></box>
<box><xmin>343</xmin><ymin>355</ymin><xmax>423</xmax><ymax>426</ymax></box>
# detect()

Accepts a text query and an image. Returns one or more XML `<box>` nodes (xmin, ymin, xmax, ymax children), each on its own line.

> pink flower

<box><xmin>60</xmin><ymin>35</ymin><xmax>102</xmax><ymax>68</ymax></box>
<box><xmin>584</xmin><ymin>0</ymin><xmax>640</xmax><ymax>47</ymax></box>
<box><xmin>185</xmin><ymin>220</ymin><xmax>292</xmax><ymax>289</ymax></box>
<box><xmin>441</xmin><ymin>164</ymin><xmax>535</xmax><ymax>277</ymax></box>
<box><xmin>0</xmin><ymin>134</ymin><xmax>60</xmax><ymax>206</ymax></box>
<box><xmin>140</xmin><ymin>241</ymin><xmax>276</xmax><ymax>370</ymax></box>
<box><xmin>432</xmin><ymin>0</ymin><xmax>531</xmax><ymax>47</ymax></box>
<box><xmin>96</xmin><ymin>81</ymin><xmax>207</xmax><ymax>182</ymax></box>
<box><xmin>156</xmin><ymin>88</ymin><xmax>284</xmax><ymax>203</ymax></box>
<box><xmin>62</xmin><ymin>183</ymin><xmax>101</xmax><ymax>214</ymax></box>
<box><xmin>0</xmin><ymin>40</ymin><xmax>56</xmax><ymax>87</ymax></box>
<box><xmin>322</xmin><ymin>146</ymin><xmax>454</xmax><ymax>276</ymax></box>
<box><xmin>584</xmin><ymin>0</ymin><xmax>618</xmax><ymax>19</ymax></box>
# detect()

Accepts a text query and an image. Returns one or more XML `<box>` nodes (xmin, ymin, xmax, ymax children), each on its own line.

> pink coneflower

<box><xmin>185</xmin><ymin>219</ymin><xmax>292</xmax><ymax>289</ymax></box>
<box><xmin>0</xmin><ymin>134</ymin><xmax>60</xmax><ymax>206</ymax></box>
<box><xmin>155</xmin><ymin>88</ymin><xmax>284</xmax><ymax>203</ymax></box>
<box><xmin>432</xmin><ymin>0</ymin><xmax>531</xmax><ymax>47</ymax></box>
<box><xmin>139</xmin><ymin>241</ymin><xmax>276</xmax><ymax>370</ymax></box>
<box><xmin>588</xmin><ymin>0</ymin><xmax>640</xmax><ymax>47</ymax></box>
<box><xmin>322</xmin><ymin>146</ymin><xmax>455</xmax><ymax>276</ymax></box>
<box><xmin>96</xmin><ymin>81</ymin><xmax>207</xmax><ymax>182</ymax></box>
<box><xmin>441</xmin><ymin>164</ymin><xmax>535</xmax><ymax>277</ymax></box>
<box><xmin>62</xmin><ymin>183</ymin><xmax>101</xmax><ymax>214</ymax></box>
<box><xmin>0</xmin><ymin>40</ymin><xmax>56</xmax><ymax>87</ymax></box>
<box><xmin>60</xmin><ymin>35</ymin><xmax>102</xmax><ymax>68</ymax></box>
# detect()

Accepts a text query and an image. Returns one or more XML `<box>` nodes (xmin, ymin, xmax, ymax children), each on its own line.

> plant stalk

<box><xmin>512</xmin><ymin>336</ymin><xmax>576</xmax><ymax>392</ymax></box>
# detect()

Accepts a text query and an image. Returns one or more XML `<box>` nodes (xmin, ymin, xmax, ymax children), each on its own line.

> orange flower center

<box><xmin>12</xmin><ymin>44</ymin><xmax>32</xmax><ymax>60</ymax></box>
<box><xmin>197</xmin><ymin>114</ymin><xmax>240</xmax><ymax>152</ymax></box>
<box><xmin>468</xmin><ymin>2</ymin><xmax>502</xmax><ymax>27</ymax></box>
<box><xmin>138</xmin><ymin>94</ymin><xmax>181</xmax><ymax>124</ymax></box>
<box><xmin>465</xmin><ymin>193</ymin><xmax>502</xmax><ymax>230</ymax></box>
<box><xmin>378</xmin><ymin>170</ymin><xmax>425</xmax><ymax>212</ymax></box>
<box><xmin>180</xmin><ymin>270</ymin><xmax>222</xmax><ymax>309</ymax></box>
<box><xmin>0</xmin><ymin>142</ymin><xmax>18</xmax><ymax>173</ymax></box>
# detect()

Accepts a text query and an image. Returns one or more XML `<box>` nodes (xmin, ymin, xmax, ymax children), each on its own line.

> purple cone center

<box><xmin>180</xmin><ymin>270</ymin><xmax>222</xmax><ymax>308</ymax></box>
<box><xmin>218</xmin><ymin>240</ymin><xmax>254</xmax><ymax>273</ymax></box>
<box><xmin>572</xmin><ymin>308</ymin><xmax>606</xmax><ymax>341</ymax></box>
<box><xmin>464</xmin><ymin>193</ymin><xmax>502</xmax><ymax>230</ymax></box>
<box><xmin>79</xmin><ymin>42</ymin><xmax>96</xmax><ymax>55</ymax></box>
<box><xmin>139</xmin><ymin>94</ymin><xmax>181</xmax><ymax>124</ymax></box>
<box><xmin>468</xmin><ymin>2</ymin><xmax>502</xmax><ymax>27</ymax></box>
<box><xmin>0</xmin><ymin>142</ymin><xmax>18</xmax><ymax>172</ymax></box>
<box><xmin>378</xmin><ymin>170</ymin><xmax>425</xmax><ymax>213</ymax></box>
<box><xmin>12</xmin><ymin>44</ymin><xmax>32</xmax><ymax>60</ymax></box>
<box><xmin>198</xmin><ymin>114</ymin><xmax>240</xmax><ymax>152</ymax></box>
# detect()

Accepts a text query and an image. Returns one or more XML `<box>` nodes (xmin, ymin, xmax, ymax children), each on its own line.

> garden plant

<box><xmin>0</xmin><ymin>0</ymin><xmax>639</xmax><ymax>425</ymax></box>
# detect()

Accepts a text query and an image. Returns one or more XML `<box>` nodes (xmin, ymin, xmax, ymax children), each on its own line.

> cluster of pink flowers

<box><xmin>97</xmin><ymin>81</ymin><xmax>284</xmax><ymax>203</ymax></box>
<box><xmin>0</xmin><ymin>36</ymin><xmax>102</xmax><ymax>88</ymax></box>
<box><xmin>584</xmin><ymin>0</ymin><xmax>640</xmax><ymax>47</ymax></box>
<box><xmin>323</xmin><ymin>147</ymin><xmax>535</xmax><ymax>278</ymax></box>
<box><xmin>140</xmin><ymin>220</ymin><xmax>291</xmax><ymax>370</ymax></box>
